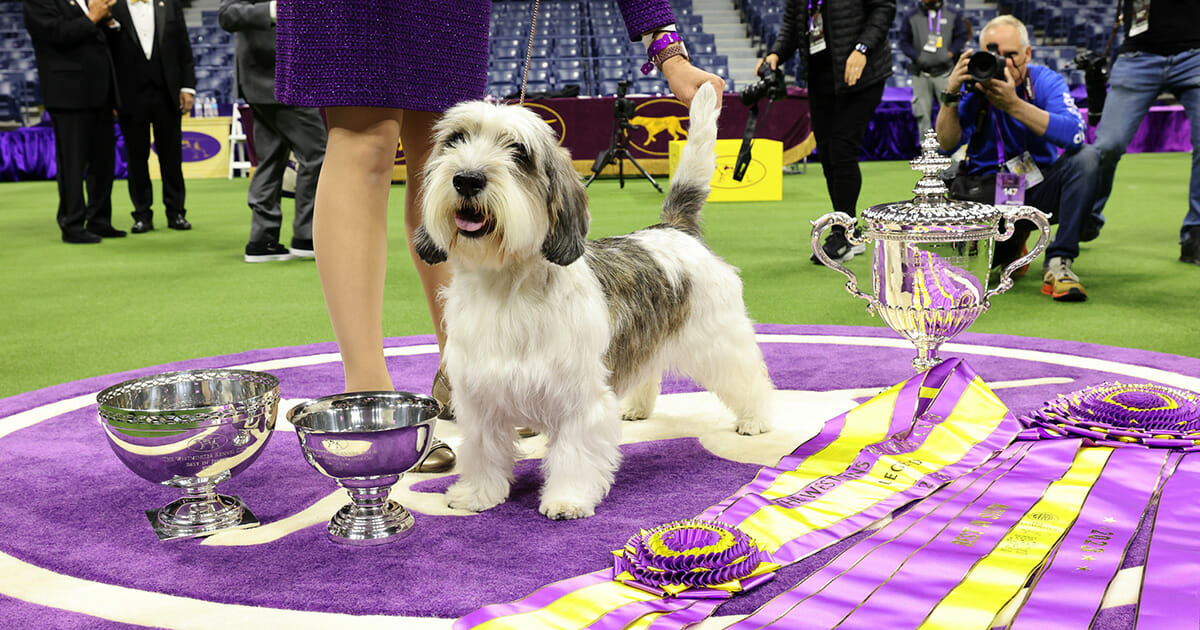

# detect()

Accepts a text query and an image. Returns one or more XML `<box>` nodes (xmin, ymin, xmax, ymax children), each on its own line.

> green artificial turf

<box><xmin>3</xmin><ymin>152</ymin><xmax>1198</xmax><ymax>399</ymax></box>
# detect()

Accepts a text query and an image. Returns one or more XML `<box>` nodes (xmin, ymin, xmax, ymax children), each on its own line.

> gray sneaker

<box><xmin>1041</xmin><ymin>256</ymin><xmax>1087</xmax><ymax>302</ymax></box>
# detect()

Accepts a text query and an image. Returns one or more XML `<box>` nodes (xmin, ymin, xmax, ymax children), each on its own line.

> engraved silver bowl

<box><xmin>97</xmin><ymin>369</ymin><xmax>280</xmax><ymax>541</ymax></box>
<box><xmin>288</xmin><ymin>391</ymin><xmax>439</xmax><ymax>546</ymax></box>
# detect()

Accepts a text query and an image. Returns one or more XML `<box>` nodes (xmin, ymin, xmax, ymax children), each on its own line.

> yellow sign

<box><xmin>668</xmin><ymin>139</ymin><xmax>782</xmax><ymax>202</ymax></box>
<box><xmin>147</xmin><ymin>116</ymin><xmax>231</xmax><ymax>180</ymax></box>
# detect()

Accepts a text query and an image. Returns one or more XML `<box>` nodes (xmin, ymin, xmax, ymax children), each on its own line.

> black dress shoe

<box><xmin>89</xmin><ymin>225</ymin><xmax>127</xmax><ymax>238</ymax></box>
<box><xmin>62</xmin><ymin>230</ymin><xmax>102</xmax><ymax>244</ymax></box>
<box><xmin>168</xmin><ymin>217</ymin><xmax>192</xmax><ymax>230</ymax></box>
<box><xmin>130</xmin><ymin>221</ymin><xmax>153</xmax><ymax>234</ymax></box>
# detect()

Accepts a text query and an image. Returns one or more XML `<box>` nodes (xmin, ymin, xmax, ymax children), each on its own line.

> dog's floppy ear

<box><xmin>541</xmin><ymin>146</ymin><xmax>590</xmax><ymax>266</ymax></box>
<box><xmin>412</xmin><ymin>225</ymin><xmax>447</xmax><ymax>265</ymax></box>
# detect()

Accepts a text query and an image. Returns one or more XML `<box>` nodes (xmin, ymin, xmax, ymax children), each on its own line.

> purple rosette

<box><xmin>1021</xmin><ymin>382</ymin><xmax>1200</xmax><ymax>451</ymax></box>
<box><xmin>613</xmin><ymin>520</ymin><xmax>767</xmax><ymax>595</ymax></box>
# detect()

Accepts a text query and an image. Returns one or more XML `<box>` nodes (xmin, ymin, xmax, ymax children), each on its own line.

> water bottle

<box><xmin>209</xmin><ymin>97</ymin><xmax>219</xmax><ymax>118</ymax></box>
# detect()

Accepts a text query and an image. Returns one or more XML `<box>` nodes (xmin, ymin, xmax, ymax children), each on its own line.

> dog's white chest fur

<box><xmin>442</xmin><ymin>261</ymin><xmax>613</xmax><ymax>423</ymax></box>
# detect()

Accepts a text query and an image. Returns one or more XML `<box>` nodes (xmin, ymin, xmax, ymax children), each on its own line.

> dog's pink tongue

<box><xmin>456</xmin><ymin>216</ymin><xmax>485</xmax><ymax>232</ymax></box>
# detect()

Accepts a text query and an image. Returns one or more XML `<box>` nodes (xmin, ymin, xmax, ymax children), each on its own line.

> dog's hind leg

<box><xmin>681</xmin><ymin>326</ymin><xmax>774</xmax><ymax>436</ymax></box>
<box><xmin>620</xmin><ymin>372</ymin><xmax>661</xmax><ymax>421</ymax></box>
<box><xmin>538</xmin><ymin>392</ymin><xmax>622</xmax><ymax>520</ymax></box>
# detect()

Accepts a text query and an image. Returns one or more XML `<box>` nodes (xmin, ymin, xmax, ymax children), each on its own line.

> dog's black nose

<box><xmin>453</xmin><ymin>171</ymin><xmax>487</xmax><ymax>198</ymax></box>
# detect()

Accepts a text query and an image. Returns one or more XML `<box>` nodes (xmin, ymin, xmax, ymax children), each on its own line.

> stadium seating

<box><xmin>0</xmin><ymin>0</ymin><xmax>1117</xmax><ymax>115</ymax></box>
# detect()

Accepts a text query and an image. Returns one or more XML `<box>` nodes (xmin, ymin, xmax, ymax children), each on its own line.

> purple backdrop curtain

<box><xmin>2</xmin><ymin>90</ymin><xmax>1192</xmax><ymax>181</ymax></box>
<box><xmin>0</xmin><ymin>116</ymin><xmax>128</xmax><ymax>183</ymax></box>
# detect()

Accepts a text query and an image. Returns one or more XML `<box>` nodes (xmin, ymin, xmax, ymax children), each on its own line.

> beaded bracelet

<box><xmin>641</xmin><ymin>32</ymin><xmax>687</xmax><ymax>75</ymax></box>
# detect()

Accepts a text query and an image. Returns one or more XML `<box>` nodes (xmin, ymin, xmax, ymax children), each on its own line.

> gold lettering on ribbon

<box><xmin>951</xmin><ymin>503</ymin><xmax>1011</xmax><ymax>547</ymax></box>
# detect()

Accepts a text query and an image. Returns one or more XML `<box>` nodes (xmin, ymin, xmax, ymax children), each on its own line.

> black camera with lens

<box><xmin>1073</xmin><ymin>49</ymin><xmax>1109</xmax><ymax>126</ymax></box>
<box><xmin>964</xmin><ymin>42</ymin><xmax>1007</xmax><ymax>89</ymax></box>
<box><xmin>732</xmin><ymin>62</ymin><xmax>787</xmax><ymax>181</ymax></box>
<box><xmin>740</xmin><ymin>62</ymin><xmax>787</xmax><ymax>106</ymax></box>
<box><xmin>615</xmin><ymin>80</ymin><xmax>636</xmax><ymax>120</ymax></box>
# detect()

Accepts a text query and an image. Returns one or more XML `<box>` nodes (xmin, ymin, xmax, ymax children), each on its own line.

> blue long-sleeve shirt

<box><xmin>953</xmin><ymin>65</ymin><xmax>1087</xmax><ymax>176</ymax></box>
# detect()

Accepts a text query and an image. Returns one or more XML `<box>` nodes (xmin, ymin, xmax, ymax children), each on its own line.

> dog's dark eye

<box><xmin>445</xmin><ymin>131</ymin><xmax>466</xmax><ymax>147</ymax></box>
<box><xmin>509</xmin><ymin>142</ymin><xmax>532</xmax><ymax>167</ymax></box>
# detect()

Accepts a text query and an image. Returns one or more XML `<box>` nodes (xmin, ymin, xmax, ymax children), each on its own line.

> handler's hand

<box><xmin>179</xmin><ymin>91</ymin><xmax>195</xmax><ymax>116</ymax></box>
<box><xmin>661</xmin><ymin>56</ymin><xmax>726</xmax><ymax>108</ymax></box>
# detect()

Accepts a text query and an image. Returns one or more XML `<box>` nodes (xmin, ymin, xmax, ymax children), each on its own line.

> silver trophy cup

<box><xmin>97</xmin><ymin>369</ymin><xmax>280</xmax><ymax>541</ymax></box>
<box><xmin>812</xmin><ymin>131</ymin><xmax>1051</xmax><ymax>371</ymax></box>
<box><xmin>287</xmin><ymin>391</ymin><xmax>439</xmax><ymax>546</ymax></box>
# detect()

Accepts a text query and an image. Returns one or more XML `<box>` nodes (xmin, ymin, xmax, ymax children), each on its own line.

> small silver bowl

<box><xmin>97</xmin><ymin>369</ymin><xmax>280</xmax><ymax>541</ymax></box>
<box><xmin>287</xmin><ymin>391</ymin><xmax>439</xmax><ymax>546</ymax></box>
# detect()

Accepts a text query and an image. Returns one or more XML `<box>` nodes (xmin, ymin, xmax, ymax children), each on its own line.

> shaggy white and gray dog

<box><xmin>415</xmin><ymin>83</ymin><xmax>774</xmax><ymax>520</ymax></box>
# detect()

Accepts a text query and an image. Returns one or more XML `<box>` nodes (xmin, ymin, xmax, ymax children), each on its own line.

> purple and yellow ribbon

<box><xmin>1136</xmin><ymin>455</ymin><xmax>1200</xmax><ymax>629</ymax></box>
<box><xmin>455</xmin><ymin>359</ymin><xmax>1022</xmax><ymax>630</ymax></box>
<box><xmin>1009</xmin><ymin>448</ymin><xmax>1176</xmax><ymax>629</ymax></box>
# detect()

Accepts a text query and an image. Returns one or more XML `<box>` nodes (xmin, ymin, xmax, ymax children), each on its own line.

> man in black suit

<box><xmin>108</xmin><ymin>0</ymin><xmax>195</xmax><ymax>233</ymax></box>
<box><xmin>23</xmin><ymin>0</ymin><xmax>126</xmax><ymax>244</ymax></box>
<box><xmin>219</xmin><ymin>0</ymin><xmax>326</xmax><ymax>262</ymax></box>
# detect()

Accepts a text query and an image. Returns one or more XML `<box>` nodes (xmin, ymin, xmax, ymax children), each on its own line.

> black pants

<box><xmin>119</xmin><ymin>84</ymin><xmax>185</xmax><ymax>223</ymax></box>
<box><xmin>806</xmin><ymin>53</ymin><xmax>886</xmax><ymax>218</ymax></box>
<box><xmin>49</xmin><ymin>107</ymin><xmax>116</xmax><ymax>235</ymax></box>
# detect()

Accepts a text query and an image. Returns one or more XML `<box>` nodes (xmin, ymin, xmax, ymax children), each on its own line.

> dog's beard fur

<box><xmin>418</xmin><ymin>84</ymin><xmax>774</xmax><ymax>520</ymax></box>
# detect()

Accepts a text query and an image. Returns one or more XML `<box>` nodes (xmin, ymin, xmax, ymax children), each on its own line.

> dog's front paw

<box><xmin>539</xmin><ymin>496</ymin><xmax>597</xmax><ymax>520</ymax></box>
<box><xmin>446</xmin><ymin>479</ymin><xmax>508</xmax><ymax>513</ymax></box>
<box><xmin>735</xmin><ymin>417</ymin><xmax>770</xmax><ymax>436</ymax></box>
<box><xmin>620</xmin><ymin>406</ymin><xmax>650</xmax><ymax>421</ymax></box>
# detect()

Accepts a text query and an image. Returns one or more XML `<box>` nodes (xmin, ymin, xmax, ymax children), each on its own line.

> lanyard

<box><xmin>808</xmin><ymin>0</ymin><xmax>823</xmax><ymax>30</ymax></box>
<box><xmin>989</xmin><ymin>76</ymin><xmax>1034</xmax><ymax>167</ymax></box>
<box><xmin>928</xmin><ymin>9</ymin><xmax>942</xmax><ymax>34</ymax></box>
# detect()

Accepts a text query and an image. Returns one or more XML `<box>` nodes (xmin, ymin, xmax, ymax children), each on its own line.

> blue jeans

<box><xmin>1092</xmin><ymin>48</ymin><xmax>1200</xmax><ymax>240</ymax></box>
<box><xmin>990</xmin><ymin>146</ymin><xmax>1101</xmax><ymax>267</ymax></box>
<box><xmin>1030</xmin><ymin>145</ymin><xmax>1101</xmax><ymax>262</ymax></box>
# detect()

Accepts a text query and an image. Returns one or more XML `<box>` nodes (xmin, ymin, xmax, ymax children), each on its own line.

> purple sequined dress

<box><xmin>275</xmin><ymin>1</ymin><xmax>675</xmax><ymax>112</ymax></box>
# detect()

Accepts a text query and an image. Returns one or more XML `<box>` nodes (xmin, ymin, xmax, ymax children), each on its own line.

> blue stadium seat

<box><xmin>488</xmin><ymin>82</ymin><xmax>517</xmax><ymax>99</ymax></box>
<box><xmin>554</xmin><ymin>68</ymin><xmax>585</xmax><ymax>85</ymax></box>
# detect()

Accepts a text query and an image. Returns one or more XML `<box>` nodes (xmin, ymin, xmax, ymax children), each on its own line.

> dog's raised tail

<box><xmin>660</xmin><ymin>82</ymin><xmax>719</xmax><ymax>236</ymax></box>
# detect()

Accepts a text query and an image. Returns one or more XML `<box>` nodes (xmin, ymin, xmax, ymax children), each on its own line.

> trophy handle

<box><xmin>810</xmin><ymin>212</ymin><xmax>871</xmax><ymax>304</ymax></box>
<box><xmin>987</xmin><ymin>205</ymin><xmax>1052</xmax><ymax>299</ymax></box>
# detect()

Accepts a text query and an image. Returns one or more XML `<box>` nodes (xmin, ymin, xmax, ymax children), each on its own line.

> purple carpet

<box><xmin>1</xmin><ymin>324</ymin><xmax>1197</xmax><ymax>628</ymax></box>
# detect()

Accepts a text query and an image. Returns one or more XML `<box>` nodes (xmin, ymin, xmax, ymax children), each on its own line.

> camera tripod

<box><xmin>585</xmin><ymin>91</ymin><xmax>662</xmax><ymax>192</ymax></box>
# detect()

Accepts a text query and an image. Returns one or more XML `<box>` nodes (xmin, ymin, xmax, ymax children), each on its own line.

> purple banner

<box><xmin>1135</xmin><ymin>455</ymin><xmax>1200</xmax><ymax>630</ymax></box>
<box><xmin>729</xmin><ymin>441</ymin><xmax>1081</xmax><ymax>629</ymax></box>
<box><xmin>1010</xmin><ymin>448</ymin><xmax>1174</xmax><ymax>630</ymax></box>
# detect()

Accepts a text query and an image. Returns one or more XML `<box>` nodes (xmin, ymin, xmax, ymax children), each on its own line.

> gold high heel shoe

<box><xmin>412</xmin><ymin>368</ymin><xmax>457</xmax><ymax>473</ymax></box>
<box><xmin>415</xmin><ymin>437</ymin><xmax>456</xmax><ymax>473</ymax></box>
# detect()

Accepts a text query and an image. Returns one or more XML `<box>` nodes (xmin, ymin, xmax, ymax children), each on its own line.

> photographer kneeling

<box><xmin>936</xmin><ymin>15</ymin><xmax>1099</xmax><ymax>302</ymax></box>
